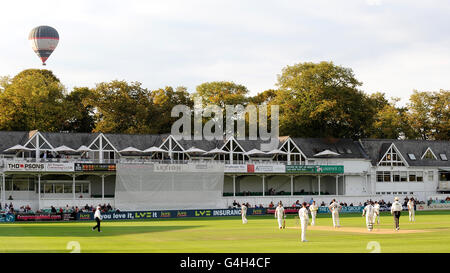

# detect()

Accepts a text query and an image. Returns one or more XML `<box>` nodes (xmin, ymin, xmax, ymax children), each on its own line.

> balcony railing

<box><xmin>1</xmin><ymin>157</ymin><xmax>301</xmax><ymax>165</ymax></box>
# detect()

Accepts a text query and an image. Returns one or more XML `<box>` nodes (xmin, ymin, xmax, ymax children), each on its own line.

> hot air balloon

<box><xmin>29</xmin><ymin>26</ymin><xmax>59</xmax><ymax>66</ymax></box>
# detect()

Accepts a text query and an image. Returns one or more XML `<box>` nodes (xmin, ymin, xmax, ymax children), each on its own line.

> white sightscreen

<box><xmin>115</xmin><ymin>163</ymin><xmax>224</xmax><ymax>210</ymax></box>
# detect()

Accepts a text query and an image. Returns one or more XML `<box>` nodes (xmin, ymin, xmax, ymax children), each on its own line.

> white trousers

<box><xmin>242</xmin><ymin>214</ymin><xmax>247</xmax><ymax>224</ymax></box>
<box><xmin>409</xmin><ymin>210</ymin><xmax>415</xmax><ymax>222</ymax></box>
<box><xmin>311</xmin><ymin>211</ymin><xmax>317</xmax><ymax>226</ymax></box>
<box><xmin>300</xmin><ymin>219</ymin><xmax>308</xmax><ymax>241</ymax></box>
<box><xmin>277</xmin><ymin>218</ymin><xmax>283</xmax><ymax>228</ymax></box>
<box><xmin>332</xmin><ymin>211</ymin><xmax>340</xmax><ymax>227</ymax></box>
<box><xmin>374</xmin><ymin>212</ymin><xmax>380</xmax><ymax>224</ymax></box>
<box><xmin>366</xmin><ymin>215</ymin><xmax>374</xmax><ymax>231</ymax></box>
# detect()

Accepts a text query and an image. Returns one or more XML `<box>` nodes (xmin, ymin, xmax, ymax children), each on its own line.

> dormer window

<box><xmin>421</xmin><ymin>147</ymin><xmax>437</xmax><ymax>160</ymax></box>
<box><xmin>378</xmin><ymin>144</ymin><xmax>406</xmax><ymax>166</ymax></box>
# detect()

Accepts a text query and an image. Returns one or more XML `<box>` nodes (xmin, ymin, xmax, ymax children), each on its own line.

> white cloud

<box><xmin>366</xmin><ymin>0</ymin><xmax>382</xmax><ymax>6</ymax></box>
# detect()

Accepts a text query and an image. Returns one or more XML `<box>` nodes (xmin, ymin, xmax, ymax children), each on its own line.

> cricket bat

<box><xmin>283</xmin><ymin>215</ymin><xmax>286</xmax><ymax>229</ymax></box>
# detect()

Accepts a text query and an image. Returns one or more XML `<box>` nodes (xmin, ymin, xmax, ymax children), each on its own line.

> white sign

<box><xmin>154</xmin><ymin>163</ymin><xmax>223</xmax><ymax>173</ymax></box>
<box><xmin>5</xmin><ymin>162</ymin><xmax>74</xmax><ymax>172</ymax></box>
<box><xmin>45</xmin><ymin>163</ymin><xmax>74</xmax><ymax>172</ymax></box>
<box><xmin>253</xmin><ymin>165</ymin><xmax>285</xmax><ymax>173</ymax></box>
<box><xmin>224</xmin><ymin>164</ymin><xmax>248</xmax><ymax>173</ymax></box>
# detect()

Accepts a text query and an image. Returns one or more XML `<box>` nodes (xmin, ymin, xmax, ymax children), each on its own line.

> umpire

<box><xmin>391</xmin><ymin>197</ymin><xmax>403</xmax><ymax>231</ymax></box>
<box><xmin>92</xmin><ymin>206</ymin><xmax>102</xmax><ymax>232</ymax></box>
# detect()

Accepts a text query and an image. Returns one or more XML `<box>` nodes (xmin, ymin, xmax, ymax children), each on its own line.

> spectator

<box><xmin>8</xmin><ymin>195</ymin><xmax>13</xmax><ymax>200</ymax></box>
<box><xmin>268</xmin><ymin>201</ymin><xmax>274</xmax><ymax>208</ymax></box>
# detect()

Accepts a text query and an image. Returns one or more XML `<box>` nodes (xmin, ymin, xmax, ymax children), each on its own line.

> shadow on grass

<box><xmin>0</xmin><ymin>225</ymin><xmax>200</xmax><ymax>237</ymax></box>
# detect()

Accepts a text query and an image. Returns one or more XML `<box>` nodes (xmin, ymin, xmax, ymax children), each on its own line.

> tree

<box><xmin>62</xmin><ymin>87</ymin><xmax>96</xmax><ymax>133</ymax></box>
<box><xmin>432</xmin><ymin>90</ymin><xmax>450</xmax><ymax>140</ymax></box>
<box><xmin>89</xmin><ymin>80</ymin><xmax>153</xmax><ymax>134</ymax></box>
<box><xmin>150</xmin><ymin>86</ymin><xmax>193</xmax><ymax>134</ymax></box>
<box><xmin>195</xmin><ymin>81</ymin><xmax>249</xmax><ymax>108</ymax></box>
<box><xmin>249</xmin><ymin>89</ymin><xmax>277</xmax><ymax>104</ymax></box>
<box><xmin>272</xmin><ymin>61</ymin><xmax>375</xmax><ymax>139</ymax></box>
<box><xmin>407</xmin><ymin>90</ymin><xmax>450</xmax><ymax>140</ymax></box>
<box><xmin>0</xmin><ymin>69</ymin><xmax>68</xmax><ymax>131</ymax></box>
<box><xmin>369</xmin><ymin>96</ymin><xmax>414</xmax><ymax>139</ymax></box>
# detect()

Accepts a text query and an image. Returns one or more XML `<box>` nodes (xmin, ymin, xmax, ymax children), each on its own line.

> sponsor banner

<box><xmin>5</xmin><ymin>162</ymin><xmax>75</xmax><ymax>172</ymax></box>
<box><xmin>6</xmin><ymin>162</ymin><xmax>45</xmax><ymax>172</ymax></box>
<box><xmin>285</xmin><ymin>165</ymin><xmax>344</xmax><ymax>174</ymax></box>
<box><xmin>224</xmin><ymin>164</ymin><xmax>248</xmax><ymax>173</ymax></box>
<box><xmin>76</xmin><ymin>208</ymin><xmax>267</xmax><ymax>220</ymax></box>
<box><xmin>417</xmin><ymin>203</ymin><xmax>450</xmax><ymax>211</ymax></box>
<box><xmin>15</xmin><ymin>213</ymin><xmax>63</xmax><ymax>221</ymax></box>
<box><xmin>45</xmin><ymin>163</ymin><xmax>74</xmax><ymax>172</ymax></box>
<box><xmin>0</xmin><ymin>214</ymin><xmax>15</xmax><ymax>222</ymax></box>
<box><xmin>250</xmin><ymin>164</ymin><xmax>286</xmax><ymax>173</ymax></box>
<box><xmin>75</xmin><ymin>163</ymin><xmax>116</xmax><ymax>172</ymax></box>
<box><xmin>154</xmin><ymin>163</ymin><xmax>221</xmax><ymax>173</ymax></box>
<box><xmin>225</xmin><ymin>164</ymin><xmax>286</xmax><ymax>173</ymax></box>
<box><xmin>318</xmin><ymin>206</ymin><xmax>364</xmax><ymax>213</ymax></box>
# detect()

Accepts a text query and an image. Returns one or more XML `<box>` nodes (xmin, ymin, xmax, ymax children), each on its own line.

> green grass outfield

<box><xmin>1</xmin><ymin>210</ymin><xmax>450</xmax><ymax>253</ymax></box>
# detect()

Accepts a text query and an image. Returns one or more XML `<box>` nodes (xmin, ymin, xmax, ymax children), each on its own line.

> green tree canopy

<box><xmin>272</xmin><ymin>61</ymin><xmax>375</xmax><ymax>139</ymax></box>
<box><xmin>0</xmin><ymin>69</ymin><xmax>68</xmax><ymax>132</ymax></box>
<box><xmin>194</xmin><ymin>81</ymin><xmax>249</xmax><ymax>108</ymax></box>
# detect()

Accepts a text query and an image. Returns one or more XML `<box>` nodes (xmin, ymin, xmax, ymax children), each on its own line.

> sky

<box><xmin>1</xmin><ymin>0</ymin><xmax>449</xmax><ymax>105</ymax></box>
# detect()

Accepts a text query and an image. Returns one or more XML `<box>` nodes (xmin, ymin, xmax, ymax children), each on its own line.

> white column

<box><xmin>262</xmin><ymin>175</ymin><xmax>265</xmax><ymax>196</ymax></box>
<box><xmin>230</xmin><ymin>139</ymin><xmax>233</xmax><ymax>165</ymax></box>
<box><xmin>336</xmin><ymin>175</ymin><xmax>339</xmax><ymax>196</ymax></box>
<box><xmin>38</xmin><ymin>174</ymin><xmax>41</xmax><ymax>210</ymax></box>
<box><xmin>318</xmin><ymin>175</ymin><xmax>321</xmax><ymax>196</ymax></box>
<box><xmin>36</xmin><ymin>134</ymin><xmax>40</xmax><ymax>161</ymax></box>
<box><xmin>233</xmin><ymin>175</ymin><xmax>236</xmax><ymax>197</ymax></box>
<box><xmin>73</xmin><ymin>174</ymin><xmax>76</xmax><ymax>200</ymax></box>
<box><xmin>2</xmin><ymin>173</ymin><xmax>5</xmax><ymax>205</ymax></box>
<box><xmin>101</xmin><ymin>175</ymin><xmax>105</xmax><ymax>202</ymax></box>
<box><xmin>99</xmin><ymin>135</ymin><xmax>103</xmax><ymax>163</ymax></box>
<box><xmin>290</xmin><ymin>175</ymin><xmax>294</xmax><ymax>196</ymax></box>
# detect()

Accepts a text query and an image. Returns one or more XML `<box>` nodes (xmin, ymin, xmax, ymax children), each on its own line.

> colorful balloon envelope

<box><xmin>29</xmin><ymin>25</ymin><xmax>59</xmax><ymax>65</ymax></box>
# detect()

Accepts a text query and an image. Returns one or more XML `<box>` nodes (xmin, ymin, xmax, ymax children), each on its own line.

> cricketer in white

<box><xmin>298</xmin><ymin>202</ymin><xmax>309</xmax><ymax>242</ymax></box>
<box><xmin>328</xmin><ymin>199</ymin><xmax>341</xmax><ymax>228</ymax></box>
<box><xmin>373</xmin><ymin>201</ymin><xmax>380</xmax><ymax>224</ymax></box>
<box><xmin>407</xmin><ymin>198</ymin><xmax>415</xmax><ymax>222</ymax></box>
<box><xmin>274</xmin><ymin>202</ymin><xmax>285</xmax><ymax>229</ymax></box>
<box><xmin>241</xmin><ymin>204</ymin><xmax>248</xmax><ymax>224</ymax></box>
<box><xmin>362</xmin><ymin>201</ymin><xmax>375</xmax><ymax>231</ymax></box>
<box><xmin>309</xmin><ymin>201</ymin><xmax>318</xmax><ymax>226</ymax></box>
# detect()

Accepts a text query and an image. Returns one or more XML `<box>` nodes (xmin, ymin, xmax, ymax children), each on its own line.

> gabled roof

<box><xmin>360</xmin><ymin>139</ymin><xmax>450</xmax><ymax>167</ymax></box>
<box><xmin>0</xmin><ymin>131</ymin><xmax>29</xmax><ymax>153</ymax></box>
<box><xmin>291</xmin><ymin>138</ymin><xmax>368</xmax><ymax>159</ymax></box>
<box><xmin>41</xmin><ymin>132</ymin><xmax>99</xmax><ymax>150</ymax></box>
<box><xmin>421</xmin><ymin>147</ymin><xmax>438</xmax><ymax>160</ymax></box>
<box><xmin>104</xmin><ymin>133</ymin><xmax>166</xmax><ymax>151</ymax></box>
<box><xmin>177</xmin><ymin>139</ymin><xmax>224</xmax><ymax>151</ymax></box>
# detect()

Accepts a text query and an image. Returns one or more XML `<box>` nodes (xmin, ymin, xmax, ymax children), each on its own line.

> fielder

<box><xmin>92</xmin><ymin>206</ymin><xmax>102</xmax><ymax>232</ymax></box>
<box><xmin>328</xmin><ymin>199</ymin><xmax>341</xmax><ymax>228</ymax></box>
<box><xmin>373</xmin><ymin>201</ymin><xmax>380</xmax><ymax>224</ymax></box>
<box><xmin>309</xmin><ymin>201</ymin><xmax>318</xmax><ymax>226</ymax></box>
<box><xmin>298</xmin><ymin>202</ymin><xmax>309</xmax><ymax>242</ymax></box>
<box><xmin>274</xmin><ymin>202</ymin><xmax>285</xmax><ymax>229</ymax></box>
<box><xmin>362</xmin><ymin>201</ymin><xmax>375</xmax><ymax>231</ymax></box>
<box><xmin>391</xmin><ymin>197</ymin><xmax>403</xmax><ymax>231</ymax></box>
<box><xmin>241</xmin><ymin>203</ymin><xmax>248</xmax><ymax>224</ymax></box>
<box><xmin>407</xmin><ymin>198</ymin><xmax>415</xmax><ymax>222</ymax></box>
